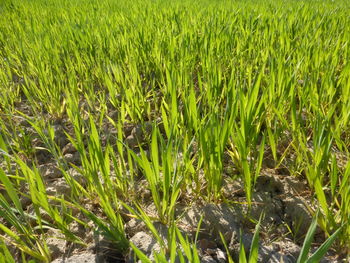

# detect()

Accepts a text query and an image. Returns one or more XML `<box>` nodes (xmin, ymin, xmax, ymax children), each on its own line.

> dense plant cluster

<box><xmin>0</xmin><ymin>0</ymin><xmax>349</xmax><ymax>262</ymax></box>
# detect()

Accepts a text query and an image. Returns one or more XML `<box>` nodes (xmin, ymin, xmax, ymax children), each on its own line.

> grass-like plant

<box><xmin>0</xmin><ymin>0</ymin><xmax>349</xmax><ymax>261</ymax></box>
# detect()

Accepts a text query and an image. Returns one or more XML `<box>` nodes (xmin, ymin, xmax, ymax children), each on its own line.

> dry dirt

<box><xmin>0</xmin><ymin>104</ymin><xmax>348</xmax><ymax>262</ymax></box>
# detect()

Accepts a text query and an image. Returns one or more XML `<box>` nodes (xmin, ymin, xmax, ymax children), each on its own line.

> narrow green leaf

<box><xmin>307</xmin><ymin>226</ymin><xmax>344</xmax><ymax>263</ymax></box>
<box><xmin>297</xmin><ymin>211</ymin><xmax>318</xmax><ymax>263</ymax></box>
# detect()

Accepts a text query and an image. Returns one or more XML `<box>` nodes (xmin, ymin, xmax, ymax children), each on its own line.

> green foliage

<box><xmin>0</xmin><ymin>0</ymin><xmax>349</xmax><ymax>261</ymax></box>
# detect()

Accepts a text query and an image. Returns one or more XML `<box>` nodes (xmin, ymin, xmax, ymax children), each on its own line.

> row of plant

<box><xmin>0</xmin><ymin>0</ymin><xmax>349</xmax><ymax>261</ymax></box>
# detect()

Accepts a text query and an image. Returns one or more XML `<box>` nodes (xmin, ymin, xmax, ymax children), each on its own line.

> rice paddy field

<box><xmin>0</xmin><ymin>0</ymin><xmax>350</xmax><ymax>262</ymax></box>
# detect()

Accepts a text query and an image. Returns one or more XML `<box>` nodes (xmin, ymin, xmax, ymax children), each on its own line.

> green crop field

<box><xmin>0</xmin><ymin>0</ymin><xmax>349</xmax><ymax>262</ymax></box>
